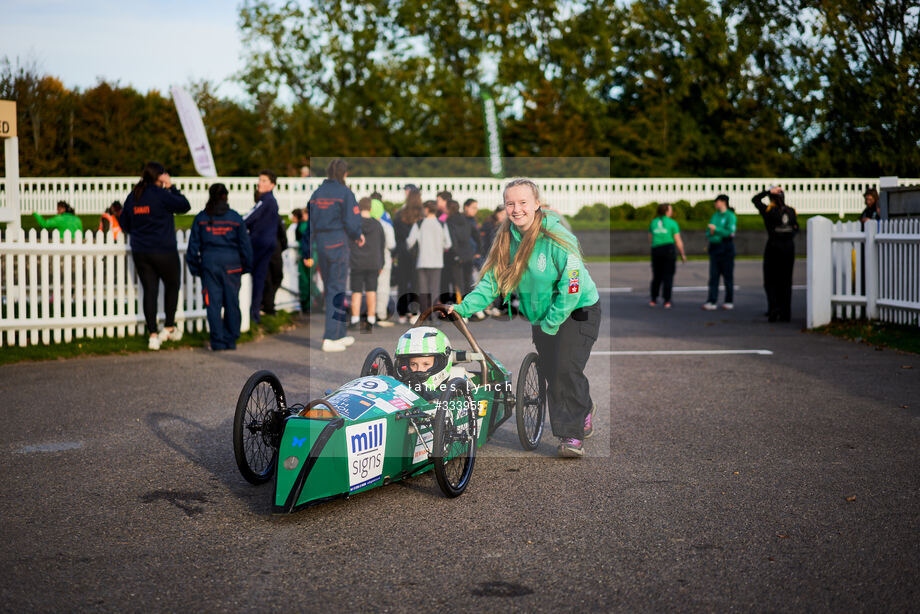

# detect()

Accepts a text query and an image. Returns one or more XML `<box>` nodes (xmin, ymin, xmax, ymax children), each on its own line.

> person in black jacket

<box><xmin>119</xmin><ymin>161</ymin><xmax>191</xmax><ymax>350</ymax></box>
<box><xmin>392</xmin><ymin>190</ymin><xmax>423</xmax><ymax>323</ymax></box>
<box><xmin>261</xmin><ymin>218</ymin><xmax>288</xmax><ymax>315</ymax></box>
<box><xmin>461</xmin><ymin>198</ymin><xmax>487</xmax><ymax>320</ymax></box>
<box><xmin>244</xmin><ymin>170</ymin><xmax>280</xmax><ymax>324</ymax></box>
<box><xmin>478</xmin><ymin>205</ymin><xmax>507</xmax><ymax>317</ymax></box>
<box><xmin>305</xmin><ymin>159</ymin><xmax>364</xmax><ymax>352</ymax></box>
<box><xmin>463</xmin><ymin>198</ymin><xmax>482</xmax><ymax>265</ymax></box>
<box><xmin>445</xmin><ymin>199</ymin><xmax>476</xmax><ymax>305</ymax></box>
<box><xmin>859</xmin><ymin>188</ymin><xmax>880</xmax><ymax>229</ymax></box>
<box><xmin>186</xmin><ymin>183</ymin><xmax>254</xmax><ymax>350</ymax></box>
<box><xmin>752</xmin><ymin>186</ymin><xmax>799</xmax><ymax>322</ymax></box>
<box><xmin>348</xmin><ymin>197</ymin><xmax>385</xmax><ymax>331</ymax></box>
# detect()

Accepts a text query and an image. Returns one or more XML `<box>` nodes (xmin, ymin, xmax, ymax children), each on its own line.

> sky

<box><xmin>1</xmin><ymin>0</ymin><xmax>247</xmax><ymax>99</ymax></box>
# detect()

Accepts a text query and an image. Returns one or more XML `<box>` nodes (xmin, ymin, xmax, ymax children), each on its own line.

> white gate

<box><xmin>807</xmin><ymin>217</ymin><xmax>920</xmax><ymax>328</ymax></box>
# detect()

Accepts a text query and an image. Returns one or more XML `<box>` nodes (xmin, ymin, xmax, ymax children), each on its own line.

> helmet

<box><xmin>394</xmin><ymin>327</ymin><xmax>452</xmax><ymax>394</ymax></box>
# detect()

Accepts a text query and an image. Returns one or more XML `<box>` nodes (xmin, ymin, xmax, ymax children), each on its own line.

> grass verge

<box><xmin>0</xmin><ymin>311</ymin><xmax>298</xmax><ymax>366</ymax></box>
<box><xmin>812</xmin><ymin>320</ymin><xmax>920</xmax><ymax>355</ymax></box>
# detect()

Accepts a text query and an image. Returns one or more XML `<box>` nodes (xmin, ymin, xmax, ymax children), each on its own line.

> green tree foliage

<box><xmin>1</xmin><ymin>1</ymin><xmax>918</xmax><ymax>178</ymax></box>
<box><xmin>611</xmin><ymin>0</ymin><xmax>795</xmax><ymax>176</ymax></box>
<box><xmin>743</xmin><ymin>0</ymin><xmax>920</xmax><ymax>176</ymax></box>
<box><xmin>0</xmin><ymin>59</ymin><xmax>75</xmax><ymax>175</ymax></box>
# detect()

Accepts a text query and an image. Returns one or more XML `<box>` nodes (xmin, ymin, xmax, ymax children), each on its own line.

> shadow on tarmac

<box><xmin>144</xmin><ymin>412</ymin><xmax>274</xmax><ymax>515</ymax></box>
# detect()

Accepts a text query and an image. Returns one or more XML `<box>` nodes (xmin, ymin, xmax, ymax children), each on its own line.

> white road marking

<box><xmin>598</xmin><ymin>285</ymin><xmax>805</xmax><ymax>293</ymax></box>
<box><xmin>15</xmin><ymin>441</ymin><xmax>85</xmax><ymax>454</ymax></box>
<box><xmin>592</xmin><ymin>350</ymin><xmax>773</xmax><ymax>356</ymax></box>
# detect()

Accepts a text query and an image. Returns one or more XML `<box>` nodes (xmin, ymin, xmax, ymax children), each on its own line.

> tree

<box><xmin>0</xmin><ymin>58</ymin><xmax>75</xmax><ymax>175</ymax></box>
<box><xmin>737</xmin><ymin>0</ymin><xmax>920</xmax><ymax>176</ymax></box>
<box><xmin>608</xmin><ymin>0</ymin><xmax>794</xmax><ymax>176</ymax></box>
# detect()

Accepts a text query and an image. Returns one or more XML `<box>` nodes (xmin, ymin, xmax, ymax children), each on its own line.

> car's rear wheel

<box><xmin>234</xmin><ymin>370</ymin><xmax>286</xmax><ymax>484</ymax></box>
<box><xmin>360</xmin><ymin>347</ymin><xmax>394</xmax><ymax>377</ymax></box>
<box><xmin>432</xmin><ymin>378</ymin><xmax>477</xmax><ymax>497</ymax></box>
<box><xmin>515</xmin><ymin>352</ymin><xmax>546</xmax><ymax>450</ymax></box>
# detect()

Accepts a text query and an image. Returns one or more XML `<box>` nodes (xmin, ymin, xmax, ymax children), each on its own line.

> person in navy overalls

<box><xmin>244</xmin><ymin>170</ymin><xmax>280</xmax><ymax>324</ymax></box>
<box><xmin>187</xmin><ymin>183</ymin><xmax>254</xmax><ymax>350</ymax></box>
<box><xmin>304</xmin><ymin>159</ymin><xmax>364</xmax><ymax>352</ymax></box>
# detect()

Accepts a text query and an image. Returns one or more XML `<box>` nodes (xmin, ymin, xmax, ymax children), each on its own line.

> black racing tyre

<box><xmin>515</xmin><ymin>352</ymin><xmax>546</xmax><ymax>450</ymax></box>
<box><xmin>432</xmin><ymin>378</ymin><xmax>477</xmax><ymax>498</ymax></box>
<box><xmin>360</xmin><ymin>347</ymin><xmax>394</xmax><ymax>377</ymax></box>
<box><xmin>234</xmin><ymin>370</ymin><xmax>287</xmax><ymax>485</ymax></box>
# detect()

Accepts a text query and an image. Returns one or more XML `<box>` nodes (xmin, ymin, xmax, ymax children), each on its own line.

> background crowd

<box><xmin>36</xmin><ymin>160</ymin><xmax>883</xmax><ymax>352</ymax></box>
<box><xmin>301</xmin><ymin>160</ymin><xmax>509</xmax><ymax>353</ymax></box>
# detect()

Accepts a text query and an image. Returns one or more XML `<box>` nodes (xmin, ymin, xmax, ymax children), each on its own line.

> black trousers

<box><xmin>395</xmin><ymin>258</ymin><xmax>418</xmax><ymax>316</ymax></box>
<box><xmin>707</xmin><ymin>241</ymin><xmax>735</xmax><ymax>304</ymax></box>
<box><xmin>650</xmin><ymin>244</ymin><xmax>676</xmax><ymax>302</ymax></box>
<box><xmin>442</xmin><ymin>259</ymin><xmax>474</xmax><ymax>303</ymax></box>
<box><xmin>459</xmin><ymin>261</ymin><xmax>474</xmax><ymax>296</ymax></box>
<box><xmin>531</xmin><ymin>301</ymin><xmax>601</xmax><ymax>439</ymax></box>
<box><xmin>261</xmin><ymin>244</ymin><xmax>284</xmax><ymax>314</ymax></box>
<box><xmin>249</xmin><ymin>241</ymin><xmax>275</xmax><ymax>323</ymax></box>
<box><xmin>763</xmin><ymin>239</ymin><xmax>795</xmax><ymax>321</ymax></box>
<box><xmin>132</xmin><ymin>251</ymin><xmax>181</xmax><ymax>334</ymax></box>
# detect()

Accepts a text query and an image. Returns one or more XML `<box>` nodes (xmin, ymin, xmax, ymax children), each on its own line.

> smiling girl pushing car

<box><xmin>448</xmin><ymin>178</ymin><xmax>600</xmax><ymax>457</ymax></box>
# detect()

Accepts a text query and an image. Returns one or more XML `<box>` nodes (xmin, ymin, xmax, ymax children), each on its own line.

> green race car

<box><xmin>233</xmin><ymin>306</ymin><xmax>548</xmax><ymax>513</ymax></box>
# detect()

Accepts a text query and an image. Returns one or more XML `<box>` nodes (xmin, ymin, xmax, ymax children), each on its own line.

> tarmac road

<box><xmin>1</xmin><ymin>261</ymin><xmax>918</xmax><ymax>612</ymax></box>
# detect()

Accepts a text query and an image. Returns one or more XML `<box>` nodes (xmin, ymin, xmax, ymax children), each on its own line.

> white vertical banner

<box><xmin>170</xmin><ymin>85</ymin><xmax>217</xmax><ymax>178</ymax></box>
<box><xmin>480</xmin><ymin>87</ymin><xmax>504</xmax><ymax>179</ymax></box>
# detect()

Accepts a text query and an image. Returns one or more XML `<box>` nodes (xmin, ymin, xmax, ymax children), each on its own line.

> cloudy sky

<box><xmin>1</xmin><ymin>0</ymin><xmax>246</xmax><ymax>98</ymax></box>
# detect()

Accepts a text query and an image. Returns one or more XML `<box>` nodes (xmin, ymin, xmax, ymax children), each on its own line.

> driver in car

<box><xmin>393</xmin><ymin>327</ymin><xmax>455</xmax><ymax>400</ymax></box>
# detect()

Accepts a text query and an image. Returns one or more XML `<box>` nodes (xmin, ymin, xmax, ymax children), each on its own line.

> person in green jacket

<box><xmin>448</xmin><ymin>178</ymin><xmax>601</xmax><ymax>458</ymax></box>
<box><xmin>33</xmin><ymin>201</ymin><xmax>83</xmax><ymax>238</ymax></box>
<box><xmin>702</xmin><ymin>194</ymin><xmax>737</xmax><ymax>311</ymax></box>
<box><xmin>292</xmin><ymin>208</ymin><xmax>312</xmax><ymax>312</ymax></box>
<box><xmin>648</xmin><ymin>203</ymin><xmax>686</xmax><ymax>308</ymax></box>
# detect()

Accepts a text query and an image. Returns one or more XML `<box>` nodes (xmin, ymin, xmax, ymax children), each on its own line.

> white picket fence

<box><xmin>807</xmin><ymin>217</ymin><xmax>920</xmax><ymax>328</ymax></box>
<box><xmin>3</xmin><ymin>176</ymin><xmax>917</xmax><ymax>220</ymax></box>
<box><xmin>0</xmin><ymin>227</ymin><xmax>303</xmax><ymax>347</ymax></box>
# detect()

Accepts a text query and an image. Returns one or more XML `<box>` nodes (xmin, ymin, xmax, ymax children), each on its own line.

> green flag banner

<box><xmin>480</xmin><ymin>88</ymin><xmax>504</xmax><ymax>178</ymax></box>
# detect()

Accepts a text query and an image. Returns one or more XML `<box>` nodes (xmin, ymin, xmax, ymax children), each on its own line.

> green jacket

<box><xmin>707</xmin><ymin>210</ymin><xmax>737</xmax><ymax>244</ymax></box>
<box><xmin>455</xmin><ymin>214</ymin><xmax>598</xmax><ymax>335</ymax></box>
<box><xmin>33</xmin><ymin>212</ymin><xmax>83</xmax><ymax>237</ymax></box>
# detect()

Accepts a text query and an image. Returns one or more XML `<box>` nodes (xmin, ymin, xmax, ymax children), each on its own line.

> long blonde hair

<box><xmin>481</xmin><ymin>178</ymin><xmax>578</xmax><ymax>295</ymax></box>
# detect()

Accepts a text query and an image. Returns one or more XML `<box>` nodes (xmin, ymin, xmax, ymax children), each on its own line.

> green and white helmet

<box><xmin>394</xmin><ymin>326</ymin><xmax>452</xmax><ymax>393</ymax></box>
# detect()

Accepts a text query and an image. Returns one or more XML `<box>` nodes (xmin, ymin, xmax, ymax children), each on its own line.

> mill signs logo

<box><xmin>345</xmin><ymin>419</ymin><xmax>387</xmax><ymax>492</ymax></box>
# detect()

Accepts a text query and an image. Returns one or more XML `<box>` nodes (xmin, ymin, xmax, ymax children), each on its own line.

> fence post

<box><xmin>807</xmin><ymin>215</ymin><xmax>833</xmax><ymax>328</ymax></box>
<box><xmin>3</xmin><ymin>137</ymin><xmax>22</xmax><ymax>236</ymax></box>
<box><xmin>837</xmin><ymin>182</ymin><xmax>844</xmax><ymax>219</ymax></box>
<box><xmin>865</xmin><ymin>220</ymin><xmax>878</xmax><ymax>320</ymax></box>
<box><xmin>240</xmin><ymin>273</ymin><xmax>252</xmax><ymax>333</ymax></box>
